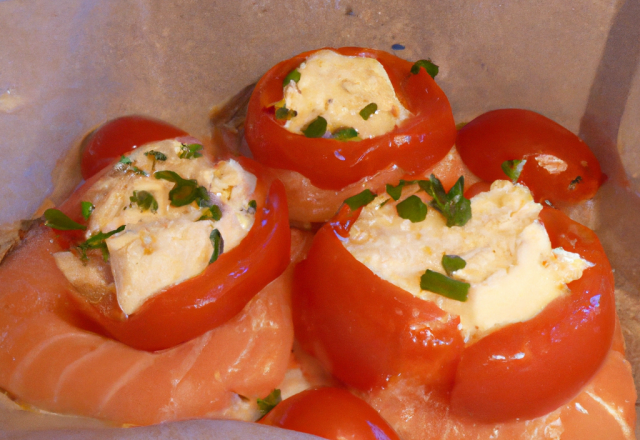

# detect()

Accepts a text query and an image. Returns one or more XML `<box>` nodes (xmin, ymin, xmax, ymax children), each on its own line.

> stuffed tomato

<box><xmin>292</xmin><ymin>177</ymin><xmax>615</xmax><ymax>423</ymax></box>
<box><xmin>244</xmin><ymin>47</ymin><xmax>457</xmax><ymax>223</ymax></box>
<box><xmin>52</xmin><ymin>133</ymin><xmax>291</xmax><ymax>351</ymax></box>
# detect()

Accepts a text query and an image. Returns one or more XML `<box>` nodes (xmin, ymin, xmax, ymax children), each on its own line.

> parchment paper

<box><xmin>1</xmin><ymin>0</ymin><xmax>638</xmax><ymax>438</ymax></box>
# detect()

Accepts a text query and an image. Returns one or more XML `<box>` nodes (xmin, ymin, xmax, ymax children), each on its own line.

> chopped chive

<box><xmin>178</xmin><ymin>143</ymin><xmax>203</xmax><ymax>159</ymax></box>
<box><xmin>333</xmin><ymin>127</ymin><xmax>358</xmax><ymax>141</ymax></box>
<box><xmin>129</xmin><ymin>190</ymin><xmax>158</xmax><ymax>212</ymax></box>
<box><xmin>275</xmin><ymin>107</ymin><xmax>297</xmax><ymax>121</ymax></box>
<box><xmin>359</xmin><ymin>103</ymin><xmax>378</xmax><ymax>120</ymax></box>
<box><xmin>77</xmin><ymin>225</ymin><xmax>125</xmax><ymax>261</ymax></box>
<box><xmin>344</xmin><ymin>189</ymin><xmax>377</xmax><ymax>210</ymax></box>
<box><xmin>501</xmin><ymin>159</ymin><xmax>526</xmax><ymax>183</ymax></box>
<box><xmin>302</xmin><ymin>116</ymin><xmax>327</xmax><ymax>138</ymax></box>
<box><xmin>154</xmin><ymin>170</ymin><xmax>210</xmax><ymax>207</ymax></box>
<box><xmin>209</xmin><ymin>228</ymin><xmax>224</xmax><ymax>264</ymax></box>
<box><xmin>199</xmin><ymin>205</ymin><xmax>222</xmax><ymax>221</ymax></box>
<box><xmin>81</xmin><ymin>202</ymin><xmax>95</xmax><ymax>221</ymax></box>
<box><xmin>420</xmin><ymin>269</ymin><xmax>470</xmax><ymax>302</ymax></box>
<box><xmin>442</xmin><ymin>255</ymin><xmax>466</xmax><ymax>276</ymax></box>
<box><xmin>410</xmin><ymin>59</ymin><xmax>439</xmax><ymax>78</ymax></box>
<box><xmin>283</xmin><ymin>69</ymin><xmax>301</xmax><ymax>87</ymax></box>
<box><xmin>144</xmin><ymin>150</ymin><xmax>167</xmax><ymax>161</ymax></box>
<box><xmin>257</xmin><ymin>389</ymin><xmax>282</xmax><ymax>417</ymax></box>
<box><xmin>44</xmin><ymin>208</ymin><xmax>87</xmax><ymax>231</ymax></box>
<box><xmin>418</xmin><ymin>175</ymin><xmax>471</xmax><ymax>227</ymax></box>
<box><xmin>396</xmin><ymin>195</ymin><xmax>428</xmax><ymax>223</ymax></box>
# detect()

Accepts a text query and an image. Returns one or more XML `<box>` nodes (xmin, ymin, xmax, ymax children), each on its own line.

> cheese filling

<box><xmin>54</xmin><ymin>140</ymin><xmax>257</xmax><ymax>315</ymax></box>
<box><xmin>343</xmin><ymin>180</ymin><xmax>593</xmax><ymax>342</ymax></box>
<box><xmin>283</xmin><ymin>50</ymin><xmax>411</xmax><ymax>139</ymax></box>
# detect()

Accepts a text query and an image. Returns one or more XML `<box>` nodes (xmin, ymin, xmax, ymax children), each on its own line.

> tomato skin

<box><xmin>60</xmin><ymin>156</ymin><xmax>291</xmax><ymax>351</ymax></box>
<box><xmin>293</xmin><ymin>205</ymin><xmax>464</xmax><ymax>392</ymax></box>
<box><xmin>294</xmin><ymin>204</ymin><xmax>614</xmax><ymax>422</ymax></box>
<box><xmin>80</xmin><ymin>115</ymin><xmax>188</xmax><ymax>179</ymax></box>
<box><xmin>456</xmin><ymin>109</ymin><xmax>604</xmax><ymax>204</ymax></box>
<box><xmin>451</xmin><ymin>207</ymin><xmax>615</xmax><ymax>422</ymax></box>
<box><xmin>245</xmin><ymin>47</ymin><xmax>456</xmax><ymax>191</ymax></box>
<box><xmin>259</xmin><ymin>388</ymin><xmax>400</xmax><ymax>440</ymax></box>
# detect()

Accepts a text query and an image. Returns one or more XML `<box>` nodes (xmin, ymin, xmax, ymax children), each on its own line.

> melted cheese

<box><xmin>55</xmin><ymin>140</ymin><xmax>257</xmax><ymax>315</ymax></box>
<box><xmin>283</xmin><ymin>50</ymin><xmax>411</xmax><ymax>139</ymax></box>
<box><xmin>344</xmin><ymin>180</ymin><xmax>592</xmax><ymax>341</ymax></box>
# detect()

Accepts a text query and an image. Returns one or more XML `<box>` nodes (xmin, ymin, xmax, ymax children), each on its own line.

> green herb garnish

<box><xmin>44</xmin><ymin>208</ymin><xmax>87</xmax><ymax>231</ymax></box>
<box><xmin>275</xmin><ymin>106</ymin><xmax>297</xmax><ymax>121</ymax></box>
<box><xmin>568</xmin><ymin>175</ymin><xmax>583</xmax><ymax>190</ymax></box>
<box><xmin>77</xmin><ymin>225</ymin><xmax>125</xmax><ymax>261</ymax></box>
<box><xmin>410</xmin><ymin>59</ymin><xmax>439</xmax><ymax>78</ymax></box>
<box><xmin>81</xmin><ymin>202</ymin><xmax>95</xmax><ymax>221</ymax></box>
<box><xmin>418</xmin><ymin>175</ymin><xmax>471</xmax><ymax>227</ymax></box>
<box><xmin>129</xmin><ymin>190</ymin><xmax>158</xmax><ymax>212</ymax></box>
<box><xmin>247</xmin><ymin>200</ymin><xmax>257</xmax><ymax>214</ymax></box>
<box><xmin>144</xmin><ymin>150</ymin><xmax>167</xmax><ymax>161</ymax></box>
<box><xmin>178</xmin><ymin>143</ymin><xmax>203</xmax><ymax>159</ymax></box>
<box><xmin>396</xmin><ymin>195</ymin><xmax>428</xmax><ymax>223</ymax></box>
<box><xmin>283</xmin><ymin>69</ymin><xmax>301</xmax><ymax>87</ymax></box>
<box><xmin>154</xmin><ymin>170</ymin><xmax>210</xmax><ymax>207</ymax></box>
<box><xmin>209</xmin><ymin>229</ymin><xmax>224</xmax><ymax>264</ymax></box>
<box><xmin>501</xmin><ymin>159</ymin><xmax>526</xmax><ymax>183</ymax></box>
<box><xmin>257</xmin><ymin>389</ymin><xmax>282</xmax><ymax>417</ymax></box>
<box><xmin>420</xmin><ymin>269</ymin><xmax>470</xmax><ymax>302</ymax></box>
<box><xmin>302</xmin><ymin>116</ymin><xmax>327</xmax><ymax>138</ymax></box>
<box><xmin>359</xmin><ymin>103</ymin><xmax>378</xmax><ymax>120</ymax></box>
<box><xmin>333</xmin><ymin>127</ymin><xmax>358</xmax><ymax>141</ymax></box>
<box><xmin>344</xmin><ymin>189</ymin><xmax>377</xmax><ymax>210</ymax></box>
<box><xmin>116</xmin><ymin>155</ymin><xmax>147</xmax><ymax>176</ymax></box>
<box><xmin>199</xmin><ymin>205</ymin><xmax>222</xmax><ymax>221</ymax></box>
<box><xmin>386</xmin><ymin>180</ymin><xmax>412</xmax><ymax>201</ymax></box>
<box><xmin>442</xmin><ymin>255</ymin><xmax>466</xmax><ymax>276</ymax></box>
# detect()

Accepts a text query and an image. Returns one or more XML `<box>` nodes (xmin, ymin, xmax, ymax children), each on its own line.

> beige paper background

<box><xmin>1</xmin><ymin>0</ymin><xmax>639</xmax><ymax>438</ymax></box>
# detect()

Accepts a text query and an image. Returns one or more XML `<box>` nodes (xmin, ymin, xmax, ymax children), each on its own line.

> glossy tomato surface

<box><xmin>60</xmin><ymin>156</ymin><xmax>291</xmax><ymax>351</ymax></box>
<box><xmin>260</xmin><ymin>388</ymin><xmax>400</xmax><ymax>440</ymax></box>
<box><xmin>456</xmin><ymin>109</ymin><xmax>604</xmax><ymax>204</ymax></box>
<box><xmin>80</xmin><ymin>115</ymin><xmax>188</xmax><ymax>179</ymax></box>
<box><xmin>245</xmin><ymin>47</ymin><xmax>456</xmax><ymax>190</ymax></box>
<box><xmin>293</xmin><ymin>204</ymin><xmax>615</xmax><ymax>422</ymax></box>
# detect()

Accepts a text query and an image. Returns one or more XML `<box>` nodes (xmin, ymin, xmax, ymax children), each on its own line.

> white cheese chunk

<box><xmin>283</xmin><ymin>50</ymin><xmax>411</xmax><ymax>139</ymax></box>
<box><xmin>55</xmin><ymin>140</ymin><xmax>258</xmax><ymax>315</ymax></box>
<box><xmin>344</xmin><ymin>180</ymin><xmax>592</xmax><ymax>342</ymax></box>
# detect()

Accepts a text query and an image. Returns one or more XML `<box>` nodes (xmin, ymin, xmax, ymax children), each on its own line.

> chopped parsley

<box><xmin>275</xmin><ymin>106</ymin><xmax>297</xmax><ymax>121</ymax></box>
<box><xmin>209</xmin><ymin>229</ymin><xmax>224</xmax><ymax>264</ymax></box>
<box><xmin>178</xmin><ymin>143</ymin><xmax>203</xmax><ymax>159</ymax></box>
<box><xmin>302</xmin><ymin>116</ymin><xmax>327</xmax><ymax>138</ymax></box>
<box><xmin>568</xmin><ymin>175</ymin><xmax>583</xmax><ymax>190</ymax></box>
<box><xmin>199</xmin><ymin>205</ymin><xmax>222</xmax><ymax>221</ymax></box>
<box><xmin>257</xmin><ymin>389</ymin><xmax>282</xmax><ymax>417</ymax></box>
<box><xmin>420</xmin><ymin>269</ymin><xmax>469</xmax><ymax>302</ymax></box>
<box><xmin>77</xmin><ymin>225</ymin><xmax>125</xmax><ymax>261</ymax></box>
<box><xmin>418</xmin><ymin>175</ymin><xmax>471</xmax><ymax>227</ymax></box>
<box><xmin>386</xmin><ymin>179</ymin><xmax>416</xmax><ymax>201</ymax></box>
<box><xmin>154</xmin><ymin>170</ymin><xmax>210</xmax><ymax>207</ymax></box>
<box><xmin>442</xmin><ymin>254</ymin><xmax>466</xmax><ymax>276</ymax></box>
<box><xmin>283</xmin><ymin>69</ymin><xmax>301</xmax><ymax>87</ymax></box>
<box><xmin>344</xmin><ymin>189</ymin><xmax>377</xmax><ymax>210</ymax></box>
<box><xmin>396</xmin><ymin>195</ymin><xmax>428</xmax><ymax>223</ymax></box>
<box><xmin>81</xmin><ymin>202</ymin><xmax>95</xmax><ymax>221</ymax></box>
<box><xmin>129</xmin><ymin>190</ymin><xmax>158</xmax><ymax>213</ymax></box>
<box><xmin>115</xmin><ymin>155</ymin><xmax>147</xmax><ymax>176</ymax></box>
<box><xmin>359</xmin><ymin>103</ymin><xmax>378</xmax><ymax>120</ymax></box>
<box><xmin>410</xmin><ymin>59</ymin><xmax>439</xmax><ymax>79</ymax></box>
<box><xmin>44</xmin><ymin>208</ymin><xmax>87</xmax><ymax>231</ymax></box>
<box><xmin>501</xmin><ymin>159</ymin><xmax>526</xmax><ymax>183</ymax></box>
<box><xmin>333</xmin><ymin>127</ymin><xmax>358</xmax><ymax>141</ymax></box>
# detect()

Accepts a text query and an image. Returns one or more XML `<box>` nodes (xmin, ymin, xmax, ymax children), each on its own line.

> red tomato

<box><xmin>80</xmin><ymin>115</ymin><xmax>188</xmax><ymax>179</ymax></box>
<box><xmin>293</xmin><ymin>205</ymin><xmax>614</xmax><ymax>422</ymax></box>
<box><xmin>259</xmin><ymin>388</ymin><xmax>401</xmax><ymax>440</ymax></box>
<box><xmin>59</xmin><ymin>156</ymin><xmax>291</xmax><ymax>351</ymax></box>
<box><xmin>245</xmin><ymin>47</ymin><xmax>456</xmax><ymax>190</ymax></box>
<box><xmin>451</xmin><ymin>206</ymin><xmax>615</xmax><ymax>421</ymax></box>
<box><xmin>293</xmin><ymin>205</ymin><xmax>464</xmax><ymax>392</ymax></box>
<box><xmin>456</xmin><ymin>109</ymin><xmax>604</xmax><ymax>204</ymax></box>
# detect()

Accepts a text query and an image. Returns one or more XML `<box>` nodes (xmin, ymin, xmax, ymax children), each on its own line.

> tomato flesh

<box><xmin>456</xmin><ymin>109</ymin><xmax>604</xmax><ymax>204</ymax></box>
<box><xmin>293</xmin><ymin>204</ymin><xmax>614</xmax><ymax>422</ymax></box>
<box><xmin>60</xmin><ymin>156</ymin><xmax>291</xmax><ymax>351</ymax></box>
<box><xmin>245</xmin><ymin>47</ymin><xmax>456</xmax><ymax>190</ymax></box>
<box><xmin>80</xmin><ymin>115</ymin><xmax>187</xmax><ymax>179</ymax></box>
<box><xmin>260</xmin><ymin>388</ymin><xmax>400</xmax><ymax>440</ymax></box>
